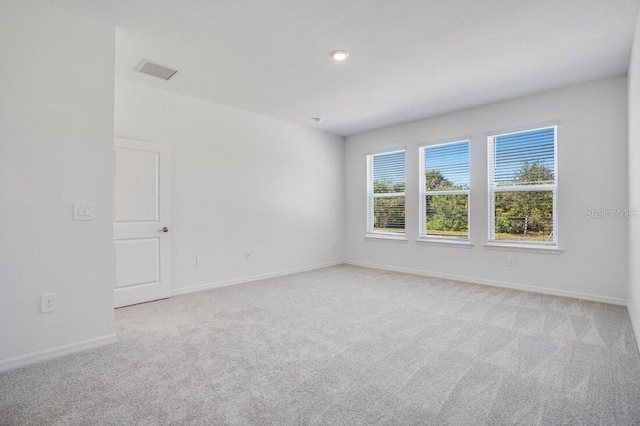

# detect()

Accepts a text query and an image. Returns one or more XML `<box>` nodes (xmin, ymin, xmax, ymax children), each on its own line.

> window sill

<box><xmin>415</xmin><ymin>238</ymin><xmax>473</xmax><ymax>248</ymax></box>
<box><xmin>364</xmin><ymin>234</ymin><xmax>408</xmax><ymax>243</ymax></box>
<box><xmin>484</xmin><ymin>242</ymin><xmax>563</xmax><ymax>254</ymax></box>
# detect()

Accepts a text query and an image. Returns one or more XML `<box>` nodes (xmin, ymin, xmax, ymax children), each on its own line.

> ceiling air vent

<box><xmin>133</xmin><ymin>59</ymin><xmax>178</xmax><ymax>81</ymax></box>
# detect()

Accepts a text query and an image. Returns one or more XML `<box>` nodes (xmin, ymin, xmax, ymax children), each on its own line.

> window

<box><xmin>488</xmin><ymin>126</ymin><xmax>557</xmax><ymax>245</ymax></box>
<box><xmin>367</xmin><ymin>150</ymin><xmax>406</xmax><ymax>235</ymax></box>
<box><xmin>419</xmin><ymin>141</ymin><xmax>470</xmax><ymax>240</ymax></box>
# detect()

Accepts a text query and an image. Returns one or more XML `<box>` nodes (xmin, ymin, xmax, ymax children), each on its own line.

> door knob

<box><xmin>161</xmin><ymin>227</ymin><xmax>169</xmax><ymax>233</ymax></box>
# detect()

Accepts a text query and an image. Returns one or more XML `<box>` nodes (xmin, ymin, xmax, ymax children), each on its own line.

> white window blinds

<box><xmin>488</xmin><ymin>126</ymin><xmax>557</xmax><ymax>245</ymax></box>
<box><xmin>367</xmin><ymin>150</ymin><xmax>406</xmax><ymax>235</ymax></box>
<box><xmin>419</xmin><ymin>140</ymin><xmax>470</xmax><ymax>239</ymax></box>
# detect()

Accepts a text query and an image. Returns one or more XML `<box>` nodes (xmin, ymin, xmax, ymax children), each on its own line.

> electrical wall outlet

<box><xmin>245</xmin><ymin>251</ymin><xmax>251</xmax><ymax>260</ymax></box>
<box><xmin>41</xmin><ymin>293</ymin><xmax>57</xmax><ymax>313</ymax></box>
<box><xmin>508</xmin><ymin>256</ymin><xmax>515</xmax><ymax>267</ymax></box>
<box><xmin>196</xmin><ymin>255</ymin><xmax>204</xmax><ymax>266</ymax></box>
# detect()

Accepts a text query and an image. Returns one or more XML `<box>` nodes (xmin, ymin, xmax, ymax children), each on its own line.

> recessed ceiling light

<box><xmin>311</xmin><ymin>117</ymin><xmax>322</xmax><ymax>122</ymax></box>
<box><xmin>331</xmin><ymin>50</ymin><xmax>349</xmax><ymax>61</ymax></box>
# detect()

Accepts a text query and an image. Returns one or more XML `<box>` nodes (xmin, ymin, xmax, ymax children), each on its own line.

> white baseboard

<box><xmin>0</xmin><ymin>333</ymin><xmax>118</xmax><ymax>373</ymax></box>
<box><xmin>171</xmin><ymin>261</ymin><xmax>344</xmax><ymax>296</ymax></box>
<box><xmin>627</xmin><ymin>303</ymin><xmax>640</xmax><ymax>355</ymax></box>
<box><xmin>346</xmin><ymin>260</ymin><xmax>627</xmax><ymax>306</ymax></box>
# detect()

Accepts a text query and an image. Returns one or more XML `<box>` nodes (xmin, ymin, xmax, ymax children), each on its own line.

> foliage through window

<box><xmin>419</xmin><ymin>141</ymin><xmax>470</xmax><ymax>239</ymax></box>
<box><xmin>367</xmin><ymin>150</ymin><xmax>405</xmax><ymax>235</ymax></box>
<box><xmin>488</xmin><ymin>126</ymin><xmax>557</xmax><ymax>244</ymax></box>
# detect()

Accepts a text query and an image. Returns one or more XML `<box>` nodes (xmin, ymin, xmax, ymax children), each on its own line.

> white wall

<box><xmin>628</xmin><ymin>12</ymin><xmax>640</xmax><ymax>345</ymax></box>
<box><xmin>0</xmin><ymin>0</ymin><xmax>116</xmax><ymax>366</ymax></box>
<box><xmin>114</xmin><ymin>79</ymin><xmax>344</xmax><ymax>293</ymax></box>
<box><xmin>346</xmin><ymin>76</ymin><xmax>629</xmax><ymax>303</ymax></box>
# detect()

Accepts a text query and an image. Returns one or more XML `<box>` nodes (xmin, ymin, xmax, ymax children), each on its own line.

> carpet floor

<box><xmin>2</xmin><ymin>265</ymin><xmax>640</xmax><ymax>425</ymax></box>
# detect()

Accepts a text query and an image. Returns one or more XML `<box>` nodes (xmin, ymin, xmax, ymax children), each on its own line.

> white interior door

<box><xmin>113</xmin><ymin>137</ymin><xmax>171</xmax><ymax>308</ymax></box>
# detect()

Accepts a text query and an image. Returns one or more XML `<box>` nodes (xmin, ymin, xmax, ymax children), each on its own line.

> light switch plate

<box><xmin>73</xmin><ymin>203</ymin><xmax>95</xmax><ymax>221</ymax></box>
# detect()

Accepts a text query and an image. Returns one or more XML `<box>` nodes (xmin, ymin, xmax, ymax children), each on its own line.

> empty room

<box><xmin>3</xmin><ymin>0</ymin><xmax>640</xmax><ymax>424</ymax></box>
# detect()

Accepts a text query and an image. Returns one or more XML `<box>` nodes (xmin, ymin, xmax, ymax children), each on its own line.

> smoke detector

<box><xmin>133</xmin><ymin>59</ymin><xmax>178</xmax><ymax>81</ymax></box>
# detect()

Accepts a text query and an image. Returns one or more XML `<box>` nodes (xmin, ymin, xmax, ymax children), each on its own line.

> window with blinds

<box><xmin>488</xmin><ymin>126</ymin><xmax>557</xmax><ymax>245</ymax></box>
<box><xmin>366</xmin><ymin>150</ymin><xmax>406</xmax><ymax>235</ymax></box>
<box><xmin>419</xmin><ymin>140</ymin><xmax>470</xmax><ymax>239</ymax></box>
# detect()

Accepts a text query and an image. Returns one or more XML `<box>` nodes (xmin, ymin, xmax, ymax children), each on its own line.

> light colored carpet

<box><xmin>1</xmin><ymin>265</ymin><xmax>640</xmax><ymax>425</ymax></box>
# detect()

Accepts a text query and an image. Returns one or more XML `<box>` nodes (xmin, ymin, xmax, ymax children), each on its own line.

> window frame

<box><xmin>418</xmin><ymin>139</ymin><xmax>471</xmax><ymax>242</ymax></box>
<box><xmin>487</xmin><ymin>125</ymin><xmax>558</xmax><ymax>248</ymax></box>
<box><xmin>366</xmin><ymin>149</ymin><xmax>406</xmax><ymax>238</ymax></box>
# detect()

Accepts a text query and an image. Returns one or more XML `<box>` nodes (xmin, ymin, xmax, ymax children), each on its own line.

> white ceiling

<box><xmin>76</xmin><ymin>0</ymin><xmax>640</xmax><ymax>136</ymax></box>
